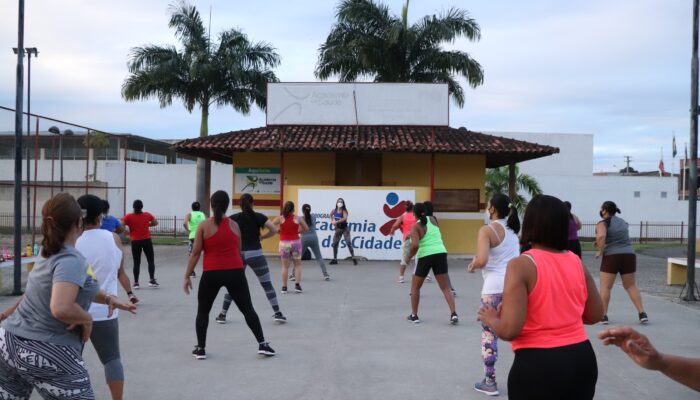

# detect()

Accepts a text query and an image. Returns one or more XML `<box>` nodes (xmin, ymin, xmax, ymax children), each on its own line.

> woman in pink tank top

<box><xmin>477</xmin><ymin>195</ymin><xmax>604</xmax><ymax>400</ymax></box>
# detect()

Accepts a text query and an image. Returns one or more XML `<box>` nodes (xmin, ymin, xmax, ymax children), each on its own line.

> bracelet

<box><xmin>127</xmin><ymin>291</ymin><xmax>133</xmax><ymax>296</ymax></box>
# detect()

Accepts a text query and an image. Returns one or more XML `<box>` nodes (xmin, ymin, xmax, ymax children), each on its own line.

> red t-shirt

<box><xmin>123</xmin><ymin>212</ymin><xmax>154</xmax><ymax>241</ymax></box>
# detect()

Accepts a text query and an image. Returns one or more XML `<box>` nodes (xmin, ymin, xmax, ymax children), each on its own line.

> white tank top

<box><xmin>482</xmin><ymin>219</ymin><xmax>520</xmax><ymax>295</ymax></box>
<box><xmin>76</xmin><ymin>229</ymin><xmax>122</xmax><ymax>321</ymax></box>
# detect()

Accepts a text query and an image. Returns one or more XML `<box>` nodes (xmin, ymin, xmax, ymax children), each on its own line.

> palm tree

<box><xmin>485</xmin><ymin>166</ymin><xmax>542</xmax><ymax>213</ymax></box>
<box><xmin>315</xmin><ymin>0</ymin><xmax>483</xmax><ymax>107</ymax></box>
<box><xmin>85</xmin><ymin>131</ymin><xmax>110</xmax><ymax>182</ymax></box>
<box><xmin>122</xmin><ymin>1</ymin><xmax>280</xmax><ymax>213</ymax></box>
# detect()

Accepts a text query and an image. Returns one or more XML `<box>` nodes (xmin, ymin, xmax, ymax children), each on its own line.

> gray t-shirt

<box><xmin>2</xmin><ymin>245</ymin><xmax>100</xmax><ymax>349</ymax></box>
<box><xmin>603</xmin><ymin>216</ymin><xmax>634</xmax><ymax>256</ymax></box>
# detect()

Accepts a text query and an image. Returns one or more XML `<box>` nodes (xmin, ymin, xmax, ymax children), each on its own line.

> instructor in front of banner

<box><xmin>329</xmin><ymin>198</ymin><xmax>358</xmax><ymax>265</ymax></box>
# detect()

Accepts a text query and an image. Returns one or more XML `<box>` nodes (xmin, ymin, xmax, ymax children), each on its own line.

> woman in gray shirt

<box><xmin>0</xmin><ymin>193</ymin><xmax>135</xmax><ymax>399</ymax></box>
<box><xmin>595</xmin><ymin>201</ymin><xmax>648</xmax><ymax>325</ymax></box>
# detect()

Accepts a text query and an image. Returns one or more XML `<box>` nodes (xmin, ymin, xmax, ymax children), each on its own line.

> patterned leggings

<box><xmin>221</xmin><ymin>250</ymin><xmax>280</xmax><ymax>314</ymax></box>
<box><xmin>480</xmin><ymin>293</ymin><xmax>503</xmax><ymax>381</ymax></box>
<box><xmin>0</xmin><ymin>328</ymin><xmax>94</xmax><ymax>399</ymax></box>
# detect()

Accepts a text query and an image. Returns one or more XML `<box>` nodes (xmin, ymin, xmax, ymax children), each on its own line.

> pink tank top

<box><xmin>510</xmin><ymin>248</ymin><xmax>589</xmax><ymax>351</ymax></box>
<box><xmin>401</xmin><ymin>212</ymin><xmax>417</xmax><ymax>240</ymax></box>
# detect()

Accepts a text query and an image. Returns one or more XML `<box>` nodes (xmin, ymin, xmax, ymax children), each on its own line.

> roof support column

<box><xmin>508</xmin><ymin>162</ymin><xmax>516</xmax><ymax>200</ymax></box>
<box><xmin>430</xmin><ymin>153</ymin><xmax>435</xmax><ymax>202</ymax></box>
<box><xmin>280</xmin><ymin>151</ymin><xmax>285</xmax><ymax>213</ymax></box>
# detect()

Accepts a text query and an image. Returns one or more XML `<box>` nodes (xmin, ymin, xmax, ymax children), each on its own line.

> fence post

<box><xmin>173</xmin><ymin>216</ymin><xmax>176</xmax><ymax>238</ymax></box>
<box><xmin>645</xmin><ymin>221</ymin><xmax>649</xmax><ymax>244</ymax></box>
<box><xmin>681</xmin><ymin>221</ymin><xmax>685</xmax><ymax>245</ymax></box>
<box><xmin>639</xmin><ymin>221</ymin><xmax>643</xmax><ymax>243</ymax></box>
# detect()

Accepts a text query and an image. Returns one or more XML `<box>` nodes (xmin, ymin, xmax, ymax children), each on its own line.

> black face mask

<box><xmin>599</xmin><ymin>211</ymin><xmax>605</xmax><ymax>219</ymax></box>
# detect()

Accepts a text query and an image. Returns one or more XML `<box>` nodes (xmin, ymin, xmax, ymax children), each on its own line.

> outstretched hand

<box><xmin>598</xmin><ymin>326</ymin><xmax>662</xmax><ymax>370</ymax></box>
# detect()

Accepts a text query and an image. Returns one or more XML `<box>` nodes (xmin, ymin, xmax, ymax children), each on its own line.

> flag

<box><xmin>672</xmin><ymin>134</ymin><xmax>677</xmax><ymax>158</ymax></box>
<box><xmin>659</xmin><ymin>159</ymin><xmax>666</xmax><ymax>175</ymax></box>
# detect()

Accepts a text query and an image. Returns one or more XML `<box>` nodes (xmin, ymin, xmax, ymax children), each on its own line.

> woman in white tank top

<box><xmin>76</xmin><ymin>195</ymin><xmax>137</xmax><ymax>400</ymax></box>
<box><xmin>467</xmin><ymin>194</ymin><xmax>521</xmax><ymax>396</ymax></box>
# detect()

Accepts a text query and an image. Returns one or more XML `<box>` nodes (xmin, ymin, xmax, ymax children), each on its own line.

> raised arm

<box><xmin>599</xmin><ymin>327</ymin><xmax>700</xmax><ymax>392</ymax></box>
<box><xmin>595</xmin><ymin>222</ymin><xmax>606</xmax><ymax>258</ymax></box>
<box><xmin>468</xmin><ymin>225</ymin><xmax>493</xmax><ymax>272</ymax></box>
<box><xmin>260</xmin><ymin>220</ymin><xmax>278</xmax><ymax>240</ymax></box>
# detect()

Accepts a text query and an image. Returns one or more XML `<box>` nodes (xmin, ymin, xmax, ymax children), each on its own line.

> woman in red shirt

<box><xmin>273</xmin><ymin>201</ymin><xmax>308</xmax><ymax>294</ymax></box>
<box><xmin>121</xmin><ymin>200</ymin><xmax>158</xmax><ymax>289</ymax></box>
<box><xmin>183</xmin><ymin>190</ymin><xmax>274</xmax><ymax>360</ymax></box>
<box><xmin>478</xmin><ymin>195</ymin><xmax>604</xmax><ymax>399</ymax></box>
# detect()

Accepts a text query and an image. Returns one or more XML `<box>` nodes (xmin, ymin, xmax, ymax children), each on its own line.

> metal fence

<box><xmin>0</xmin><ymin>213</ymin><xmax>189</xmax><ymax>238</ymax></box>
<box><xmin>579</xmin><ymin>221</ymin><xmax>693</xmax><ymax>244</ymax></box>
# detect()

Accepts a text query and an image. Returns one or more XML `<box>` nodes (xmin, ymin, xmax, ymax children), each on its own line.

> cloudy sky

<box><xmin>0</xmin><ymin>0</ymin><xmax>692</xmax><ymax>172</ymax></box>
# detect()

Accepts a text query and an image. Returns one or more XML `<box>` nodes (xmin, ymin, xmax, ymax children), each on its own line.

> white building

<box><xmin>488</xmin><ymin>132</ymin><xmax>687</xmax><ymax>237</ymax></box>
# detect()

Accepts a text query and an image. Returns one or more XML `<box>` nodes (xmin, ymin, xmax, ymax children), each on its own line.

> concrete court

<box><xmin>0</xmin><ymin>246</ymin><xmax>696</xmax><ymax>399</ymax></box>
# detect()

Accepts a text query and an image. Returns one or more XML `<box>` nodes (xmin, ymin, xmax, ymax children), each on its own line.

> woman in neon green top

<box><xmin>184</xmin><ymin>201</ymin><xmax>206</xmax><ymax>277</ymax></box>
<box><xmin>406</xmin><ymin>202</ymin><xmax>457</xmax><ymax>324</ymax></box>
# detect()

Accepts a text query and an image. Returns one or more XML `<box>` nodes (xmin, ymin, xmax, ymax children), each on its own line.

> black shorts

<box><xmin>508</xmin><ymin>340</ymin><xmax>597</xmax><ymax>400</ymax></box>
<box><xmin>414</xmin><ymin>253</ymin><xmax>448</xmax><ymax>278</ymax></box>
<box><xmin>600</xmin><ymin>253</ymin><xmax>636</xmax><ymax>275</ymax></box>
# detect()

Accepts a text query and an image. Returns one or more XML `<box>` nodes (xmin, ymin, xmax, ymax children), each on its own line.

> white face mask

<box><xmin>337</xmin><ymin>203</ymin><xmax>344</xmax><ymax>209</ymax></box>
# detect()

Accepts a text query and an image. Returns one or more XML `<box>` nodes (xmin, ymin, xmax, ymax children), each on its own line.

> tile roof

<box><xmin>172</xmin><ymin>125</ymin><xmax>559</xmax><ymax>168</ymax></box>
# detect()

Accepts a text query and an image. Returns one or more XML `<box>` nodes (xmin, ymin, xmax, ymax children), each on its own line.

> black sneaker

<box><xmin>639</xmin><ymin>312</ymin><xmax>649</xmax><ymax>324</ymax></box>
<box><xmin>289</xmin><ymin>275</ymin><xmax>295</xmax><ymax>282</ymax></box>
<box><xmin>407</xmin><ymin>314</ymin><xmax>421</xmax><ymax>323</ymax></box>
<box><xmin>192</xmin><ymin>346</ymin><xmax>206</xmax><ymax>360</ymax></box>
<box><xmin>133</xmin><ymin>282</ymin><xmax>140</xmax><ymax>289</ymax></box>
<box><xmin>281</xmin><ymin>286</ymin><xmax>288</xmax><ymax>294</ymax></box>
<box><xmin>329</xmin><ymin>259</ymin><xmax>338</xmax><ymax>265</ymax></box>
<box><xmin>294</xmin><ymin>284</ymin><xmax>303</xmax><ymax>293</ymax></box>
<box><xmin>352</xmin><ymin>258</ymin><xmax>358</xmax><ymax>265</ymax></box>
<box><xmin>450</xmin><ymin>312</ymin><xmax>459</xmax><ymax>325</ymax></box>
<box><xmin>258</xmin><ymin>342</ymin><xmax>276</xmax><ymax>357</ymax></box>
<box><xmin>215</xmin><ymin>313</ymin><xmax>227</xmax><ymax>324</ymax></box>
<box><xmin>148</xmin><ymin>279</ymin><xmax>159</xmax><ymax>288</ymax></box>
<box><xmin>600</xmin><ymin>315</ymin><xmax>609</xmax><ymax>325</ymax></box>
<box><xmin>273</xmin><ymin>312</ymin><xmax>287</xmax><ymax>323</ymax></box>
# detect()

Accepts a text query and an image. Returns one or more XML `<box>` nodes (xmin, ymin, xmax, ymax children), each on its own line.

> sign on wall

<box><xmin>234</xmin><ymin>167</ymin><xmax>280</xmax><ymax>194</ymax></box>
<box><xmin>297</xmin><ymin>188</ymin><xmax>416</xmax><ymax>260</ymax></box>
<box><xmin>267</xmin><ymin>83</ymin><xmax>448</xmax><ymax>126</ymax></box>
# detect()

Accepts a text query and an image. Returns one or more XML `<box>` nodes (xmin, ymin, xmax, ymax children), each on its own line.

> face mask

<box><xmin>599</xmin><ymin>211</ymin><xmax>604</xmax><ymax>218</ymax></box>
<box><xmin>337</xmin><ymin>203</ymin><xmax>343</xmax><ymax>209</ymax></box>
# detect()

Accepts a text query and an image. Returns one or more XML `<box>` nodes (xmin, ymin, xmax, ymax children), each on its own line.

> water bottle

<box><xmin>26</xmin><ymin>244</ymin><xmax>32</xmax><ymax>257</ymax></box>
<box><xmin>33</xmin><ymin>244</ymin><xmax>39</xmax><ymax>256</ymax></box>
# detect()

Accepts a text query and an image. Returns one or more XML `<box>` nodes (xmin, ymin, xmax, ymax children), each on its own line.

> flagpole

<box><xmin>685</xmin><ymin>0</ymin><xmax>699</xmax><ymax>301</ymax></box>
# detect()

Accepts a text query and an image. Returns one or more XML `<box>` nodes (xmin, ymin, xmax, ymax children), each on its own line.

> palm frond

<box><xmin>168</xmin><ymin>0</ymin><xmax>208</xmax><ymax>51</ymax></box>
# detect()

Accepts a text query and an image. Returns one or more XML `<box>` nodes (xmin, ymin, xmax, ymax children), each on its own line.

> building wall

<box><xmin>231</xmin><ymin>151</ymin><xmax>486</xmax><ymax>256</ymax></box>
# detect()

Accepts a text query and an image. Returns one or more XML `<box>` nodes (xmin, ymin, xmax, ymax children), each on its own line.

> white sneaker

<box><xmin>397</xmin><ymin>276</ymin><xmax>405</xmax><ymax>283</ymax></box>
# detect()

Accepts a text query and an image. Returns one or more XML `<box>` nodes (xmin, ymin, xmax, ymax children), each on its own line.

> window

<box><xmin>661</xmin><ymin>191</ymin><xmax>667</xmax><ymax>199</ymax></box>
<box><xmin>126</xmin><ymin>149</ymin><xmax>144</xmax><ymax>162</ymax></box>
<box><xmin>634</xmin><ymin>191</ymin><xmax>641</xmax><ymax>198</ymax></box>
<box><xmin>146</xmin><ymin>153</ymin><xmax>166</xmax><ymax>164</ymax></box>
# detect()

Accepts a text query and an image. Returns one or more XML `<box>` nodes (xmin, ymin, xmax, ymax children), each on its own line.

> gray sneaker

<box><xmin>474</xmin><ymin>379</ymin><xmax>499</xmax><ymax>396</ymax></box>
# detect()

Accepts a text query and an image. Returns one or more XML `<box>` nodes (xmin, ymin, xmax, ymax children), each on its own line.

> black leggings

<box><xmin>508</xmin><ymin>340</ymin><xmax>597</xmax><ymax>400</ymax></box>
<box><xmin>131</xmin><ymin>239</ymin><xmax>155</xmax><ymax>282</ymax></box>
<box><xmin>197</xmin><ymin>269</ymin><xmax>264</xmax><ymax>348</ymax></box>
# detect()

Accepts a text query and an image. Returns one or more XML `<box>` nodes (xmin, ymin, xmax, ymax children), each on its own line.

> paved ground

<box><xmin>1</xmin><ymin>245</ymin><xmax>698</xmax><ymax>399</ymax></box>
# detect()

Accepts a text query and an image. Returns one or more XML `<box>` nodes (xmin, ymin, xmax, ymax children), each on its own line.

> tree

<box><xmin>485</xmin><ymin>166</ymin><xmax>542</xmax><ymax>213</ymax></box>
<box><xmin>122</xmin><ymin>1</ymin><xmax>280</xmax><ymax>213</ymax></box>
<box><xmin>316</xmin><ymin>0</ymin><xmax>483</xmax><ymax>107</ymax></box>
<box><xmin>84</xmin><ymin>131</ymin><xmax>110</xmax><ymax>182</ymax></box>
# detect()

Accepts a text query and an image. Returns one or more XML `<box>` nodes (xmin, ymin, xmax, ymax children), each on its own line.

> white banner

<box><xmin>234</xmin><ymin>167</ymin><xmax>280</xmax><ymax>194</ymax></box>
<box><xmin>267</xmin><ymin>83</ymin><xmax>448</xmax><ymax>126</ymax></box>
<box><xmin>297</xmin><ymin>188</ymin><xmax>416</xmax><ymax>260</ymax></box>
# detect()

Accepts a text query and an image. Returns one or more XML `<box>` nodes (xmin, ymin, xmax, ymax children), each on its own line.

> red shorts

<box><xmin>600</xmin><ymin>253</ymin><xmax>636</xmax><ymax>275</ymax></box>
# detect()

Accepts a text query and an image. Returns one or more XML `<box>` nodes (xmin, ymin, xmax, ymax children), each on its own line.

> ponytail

<box><xmin>413</xmin><ymin>202</ymin><xmax>428</xmax><ymax>226</ymax></box>
<box><xmin>507</xmin><ymin>206</ymin><xmax>520</xmax><ymax>234</ymax></box>
<box><xmin>210</xmin><ymin>190</ymin><xmax>230</xmax><ymax>226</ymax></box>
<box><xmin>240</xmin><ymin>194</ymin><xmax>255</xmax><ymax>216</ymax></box>
<box><xmin>302</xmin><ymin>204</ymin><xmax>312</xmax><ymax>226</ymax></box>
<box><xmin>41</xmin><ymin>193</ymin><xmax>82</xmax><ymax>258</ymax></box>
<box><xmin>282</xmin><ymin>201</ymin><xmax>295</xmax><ymax>218</ymax></box>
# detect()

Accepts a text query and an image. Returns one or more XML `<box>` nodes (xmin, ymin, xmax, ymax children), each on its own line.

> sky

<box><xmin>0</xmin><ymin>0</ymin><xmax>692</xmax><ymax>172</ymax></box>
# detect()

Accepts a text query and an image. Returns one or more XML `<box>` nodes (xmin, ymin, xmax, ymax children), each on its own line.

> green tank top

<box><xmin>417</xmin><ymin>219</ymin><xmax>447</xmax><ymax>258</ymax></box>
<box><xmin>188</xmin><ymin>211</ymin><xmax>206</xmax><ymax>240</ymax></box>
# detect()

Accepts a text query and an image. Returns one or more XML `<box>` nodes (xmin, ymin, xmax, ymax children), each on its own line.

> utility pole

<box><xmin>13</xmin><ymin>0</ymin><xmax>25</xmax><ymax>295</ymax></box>
<box><xmin>685</xmin><ymin>0</ymin><xmax>699</xmax><ymax>301</ymax></box>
